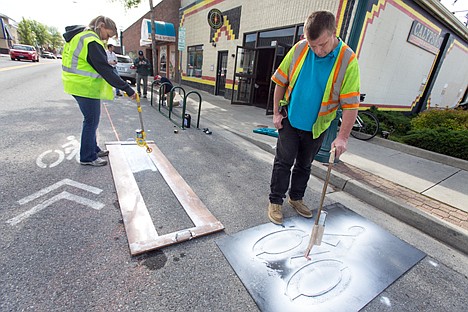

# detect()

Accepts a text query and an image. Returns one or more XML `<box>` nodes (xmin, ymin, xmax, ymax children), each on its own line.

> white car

<box><xmin>116</xmin><ymin>54</ymin><xmax>136</xmax><ymax>85</ymax></box>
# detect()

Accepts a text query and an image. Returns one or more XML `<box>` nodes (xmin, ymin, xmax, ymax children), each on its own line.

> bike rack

<box><xmin>150</xmin><ymin>81</ymin><xmax>173</xmax><ymax>107</ymax></box>
<box><xmin>184</xmin><ymin>91</ymin><xmax>203</xmax><ymax>129</ymax></box>
<box><xmin>150</xmin><ymin>82</ymin><xmax>203</xmax><ymax>130</ymax></box>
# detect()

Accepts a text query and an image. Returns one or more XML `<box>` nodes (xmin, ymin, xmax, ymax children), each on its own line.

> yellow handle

<box><xmin>123</xmin><ymin>92</ymin><xmax>140</xmax><ymax>103</ymax></box>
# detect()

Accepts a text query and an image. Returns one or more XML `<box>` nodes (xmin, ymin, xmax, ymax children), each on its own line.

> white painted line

<box><xmin>18</xmin><ymin>178</ymin><xmax>102</xmax><ymax>205</ymax></box>
<box><xmin>7</xmin><ymin>191</ymin><xmax>104</xmax><ymax>225</ymax></box>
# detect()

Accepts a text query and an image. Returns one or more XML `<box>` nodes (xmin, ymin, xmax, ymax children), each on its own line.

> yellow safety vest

<box><xmin>272</xmin><ymin>39</ymin><xmax>360</xmax><ymax>138</ymax></box>
<box><xmin>62</xmin><ymin>30</ymin><xmax>113</xmax><ymax>100</ymax></box>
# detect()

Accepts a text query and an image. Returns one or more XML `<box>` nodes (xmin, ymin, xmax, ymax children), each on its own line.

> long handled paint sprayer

<box><xmin>127</xmin><ymin>93</ymin><xmax>152</xmax><ymax>153</ymax></box>
<box><xmin>304</xmin><ymin>147</ymin><xmax>336</xmax><ymax>259</ymax></box>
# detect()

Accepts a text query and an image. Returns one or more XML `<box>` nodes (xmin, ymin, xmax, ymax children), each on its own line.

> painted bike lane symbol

<box><xmin>36</xmin><ymin>136</ymin><xmax>80</xmax><ymax>168</ymax></box>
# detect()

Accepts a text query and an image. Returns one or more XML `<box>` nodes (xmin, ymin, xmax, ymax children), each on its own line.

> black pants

<box><xmin>269</xmin><ymin>118</ymin><xmax>326</xmax><ymax>204</ymax></box>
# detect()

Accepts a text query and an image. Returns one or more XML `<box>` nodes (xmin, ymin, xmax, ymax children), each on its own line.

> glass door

<box><xmin>266</xmin><ymin>43</ymin><xmax>290</xmax><ymax>114</ymax></box>
<box><xmin>231</xmin><ymin>46</ymin><xmax>257</xmax><ymax>104</ymax></box>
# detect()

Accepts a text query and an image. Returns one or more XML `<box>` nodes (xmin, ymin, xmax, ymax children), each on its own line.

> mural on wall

<box><xmin>210</xmin><ymin>6</ymin><xmax>241</xmax><ymax>43</ymax></box>
<box><xmin>356</xmin><ymin>0</ymin><xmax>468</xmax><ymax>110</ymax></box>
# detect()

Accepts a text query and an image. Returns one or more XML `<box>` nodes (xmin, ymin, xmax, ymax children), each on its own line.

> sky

<box><xmin>0</xmin><ymin>0</ymin><xmax>157</xmax><ymax>32</ymax></box>
<box><xmin>1</xmin><ymin>0</ymin><xmax>466</xmax><ymax>34</ymax></box>
<box><xmin>440</xmin><ymin>0</ymin><xmax>467</xmax><ymax>24</ymax></box>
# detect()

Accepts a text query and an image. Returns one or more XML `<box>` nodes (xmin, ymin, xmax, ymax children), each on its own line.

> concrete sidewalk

<box><xmin>167</xmin><ymin>85</ymin><xmax>468</xmax><ymax>254</ymax></box>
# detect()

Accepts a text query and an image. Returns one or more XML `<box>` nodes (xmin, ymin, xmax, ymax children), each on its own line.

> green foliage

<box><xmin>411</xmin><ymin>109</ymin><xmax>468</xmax><ymax>131</ymax></box>
<box><xmin>30</xmin><ymin>20</ymin><xmax>50</xmax><ymax>47</ymax></box>
<box><xmin>363</xmin><ymin>107</ymin><xmax>467</xmax><ymax>160</ymax></box>
<box><xmin>368</xmin><ymin>106</ymin><xmax>413</xmax><ymax>136</ymax></box>
<box><xmin>16</xmin><ymin>18</ymin><xmax>64</xmax><ymax>52</ymax></box>
<box><xmin>17</xmin><ymin>19</ymin><xmax>36</xmax><ymax>46</ymax></box>
<box><xmin>401</xmin><ymin>129</ymin><xmax>468</xmax><ymax>160</ymax></box>
<box><xmin>114</xmin><ymin>0</ymin><xmax>143</xmax><ymax>10</ymax></box>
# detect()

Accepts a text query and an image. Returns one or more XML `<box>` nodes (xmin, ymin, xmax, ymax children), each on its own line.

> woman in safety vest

<box><xmin>62</xmin><ymin>16</ymin><xmax>137</xmax><ymax>167</ymax></box>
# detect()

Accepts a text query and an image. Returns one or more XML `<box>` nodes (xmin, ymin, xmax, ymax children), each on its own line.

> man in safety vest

<box><xmin>62</xmin><ymin>16</ymin><xmax>136</xmax><ymax>167</ymax></box>
<box><xmin>267</xmin><ymin>11</ymin><xmax>360</xmax><ymax>224</ymax></box>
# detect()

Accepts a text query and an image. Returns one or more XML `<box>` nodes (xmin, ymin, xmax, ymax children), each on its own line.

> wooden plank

<box><xmin>130</xmin><ymin>223</ymin><xmax>224</xmax><ymax>255</ymax></box>
<box><xmin>147</xmin><ymin>142</ymin><xmax>221</xmax><ymax>227</ymax></box>
<box><xmin>107</xmin><ymin>142</ymin><xmax>224</xmax><ymax>255</ymax></box>
<box><xmin>107</xmin><ymin>144</ymin><xmax>158</xmax><ymax>254</ymax></box>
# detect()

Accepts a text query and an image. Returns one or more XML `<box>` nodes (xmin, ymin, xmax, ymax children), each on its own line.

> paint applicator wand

<box><xmin>126</xmin><ymin>92</ymin><xmax>153</xmax><ymax>153</ymax></box>
<box><xmin>304</xmin><ymin>147</ymin><xmax>336</xmax><ymax>259</ymax></box>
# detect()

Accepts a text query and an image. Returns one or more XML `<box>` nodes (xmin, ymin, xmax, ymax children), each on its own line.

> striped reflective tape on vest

<box><xmin>62</xmin><ymin>32</ymin><xmax>102</xmax><ymax>79</ymax></box>
<box><xmin>329</xmin><ymin>47</ymin><xmax>353</xmax><ymax>103</ymax></box>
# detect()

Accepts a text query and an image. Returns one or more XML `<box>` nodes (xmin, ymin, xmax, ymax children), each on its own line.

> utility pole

<box><xmin>149</xmin><ymin>0</ymin><xmax>157</xmax><ymax>77</ymax></box>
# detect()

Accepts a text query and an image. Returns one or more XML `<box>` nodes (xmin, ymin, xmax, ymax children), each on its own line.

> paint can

<box><xmin>135</xmin><ymin>129</ymin><xmax>143</xmax><ymax>138</ymax></box>
<box><xmin>183</xmin><ymin>114</ymin><xmax>191</xmax><ymax>128</ymax></box>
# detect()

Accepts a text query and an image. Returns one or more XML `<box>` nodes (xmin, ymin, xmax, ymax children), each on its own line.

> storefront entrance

<box><xmin>215</xmin><ymin>51</ymin><xmax>229</xmax><ymax>97</ymax></box>
<box><xmin>231</xmin><ymin>44</ymin><xmax>289</xmax><ymax>114</ymax></box>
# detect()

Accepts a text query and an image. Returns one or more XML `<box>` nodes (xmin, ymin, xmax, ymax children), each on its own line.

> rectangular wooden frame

<box><xmin>106</xmin><ymin>141</ymin><xmax>224</xmax><ymax>255</ymax></box>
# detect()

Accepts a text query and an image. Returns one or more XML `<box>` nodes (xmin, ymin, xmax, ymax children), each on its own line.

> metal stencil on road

<box><xmin>216</xmin><ymin>203</ymin><xmax>425</xmax><ymax>312</ymax></box>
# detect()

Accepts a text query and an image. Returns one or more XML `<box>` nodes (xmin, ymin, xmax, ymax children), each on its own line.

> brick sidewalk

<box><xmin>333</xmin><ymin>162</ymin><xmax>468</xmax><ymax>231</ymax></box>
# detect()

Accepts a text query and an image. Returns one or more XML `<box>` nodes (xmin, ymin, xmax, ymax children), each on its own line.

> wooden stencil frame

<box><xmin>106</xmin><ymin>141</ymin><xmax>224</xmax><ymax>255</ymax></box>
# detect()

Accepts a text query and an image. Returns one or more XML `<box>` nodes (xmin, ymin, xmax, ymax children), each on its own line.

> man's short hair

<box><xmin>304</xmin><ymin>11</ymin><xmax>336</xmax><ymax>40</ymax></box>
<box><xmin>107</xmin><ymin>43</ymin><xmax>114</xmax><ymax>48</ymax></box>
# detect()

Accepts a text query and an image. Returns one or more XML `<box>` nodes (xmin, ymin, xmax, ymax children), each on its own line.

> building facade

<box><xmin>121</xmin><ymin>0</ymin><xmax>181</xmax><ymax>79</ymax></box>
<box><xmin>0</xmin><ymin>14</ymin><xmax>18</xmax><ymax>54</ymax></box>
<box><xmin>123</xmin><ymin>0</ymin><xmax>468</xmax><ymax>113</ymax></box>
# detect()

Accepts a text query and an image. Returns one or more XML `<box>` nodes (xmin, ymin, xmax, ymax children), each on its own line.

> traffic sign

<box><xmin>178</xmin><ymin>27</ymin><xmax>186</xmax><ymax>51</ymax></box>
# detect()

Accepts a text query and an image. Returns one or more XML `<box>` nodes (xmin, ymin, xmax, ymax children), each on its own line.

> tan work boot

<box><xmin>288</xmin><ymin>199</ymin><xmax>313</xmax><ymax>218</ymax></box>
<box><xmin>268</xmin><ymin>203</ymin><xmax>283</xmax><ymax>224</ymax></box>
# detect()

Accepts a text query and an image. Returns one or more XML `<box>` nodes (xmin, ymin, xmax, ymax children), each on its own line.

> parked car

<box><xmin>41</xmin><ymin>51</ymin><xmax>56</xmax><ymax>59</ymax></box>
<box><xmin>56</xmin><ymin>54</ymin><xmax>62</xmax><ymax>59</ymax></box>
<box><xmin>116</xmin><ymin>54</ymin><xmax>136</xmax><ymax>85</ymax></box>
<box><xmin>9</xmin><ymin>44</ymin><xmax>39</xmax><ymax>62</ymax></box>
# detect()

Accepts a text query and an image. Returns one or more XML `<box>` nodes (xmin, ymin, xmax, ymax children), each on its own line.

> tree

<box><xmin>30</xmin><ymin>20</ymin><xmax>51</xmax><ymax>48</ymax></box>
<box><xmin>17</xmin><ymin>19</ymin><xmax>37</xmax><ymax>46</ymax></box>
<box><xmin>117</xmin><ymin>0</ymin><xmax>158</xmax><ymax>76</ymax></box>
<box><xmin>49</xmin><ymin>27</ymin><xmax>65</xmax><ymax>52</ymax></box>
<box><xmin>16</xmin><ymin>18</ymin><xmax>64</xmax><ymax>52</ymax></box>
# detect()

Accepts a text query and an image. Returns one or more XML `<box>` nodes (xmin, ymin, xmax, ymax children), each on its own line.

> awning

<box><xmin>140</xmin><ymin>19</ymin><xmax>176</xmax><ymax>46</ymax></box>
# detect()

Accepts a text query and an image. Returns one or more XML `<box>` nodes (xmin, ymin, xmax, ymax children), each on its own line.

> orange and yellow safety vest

<box><xmin>272</xmin><ymin>38</ymin><xmax>360</xmax><ymax>138</ymax></box>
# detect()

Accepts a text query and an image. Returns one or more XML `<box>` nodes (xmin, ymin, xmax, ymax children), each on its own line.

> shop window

<box><xmin>244</xmin><ymin>33</ymin><xmax>257</xmax><ymax>48</ymax></box>
<box><xmin>160</xmin><ymin>53</ymin><xmax>166</xmax><ymax>73</ymax></box>
<box><xmin>296</xmin><ymin>26</ymin><xmax>304</xmax><ymax>42</ymax></box>
<box><xmin>258</xmin><ymin>27</ymin><xmax>295</xmax><ymax>47</ymax></box>
<box><xmin>187</xmin><ymin>45</ymin><xmax>203</xmax><ymax>77</ymax></box>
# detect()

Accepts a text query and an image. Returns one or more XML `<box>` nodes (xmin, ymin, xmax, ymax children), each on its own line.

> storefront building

<box><xmin>124</xmin><ymin>0</ymin><xmax>467</xmax><ymax>114</ymax></box>
<box><xmin>121</xmin><ymin>0</ymin><xmax>181</xmax><ymax>80</ymax></box>
<box><xmin>0</xmin><ymin>14</ymin><xmax>17</xmax><ymax>54</ymax></box>
<box><xmin>355</xmin><ymin>0</ymin><xmax>468</xmax><ymax>112</ymax></box>
<box><xmin>178</xmin><ymin>0</ymin><xmax>467</xmax><ymax>114</ymax></box>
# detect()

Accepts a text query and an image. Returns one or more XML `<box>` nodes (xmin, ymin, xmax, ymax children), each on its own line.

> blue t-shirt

<box><xmin>288</xmin><ymin>40</ymin><xmax>342</xmax><ymax>131</ymax></box>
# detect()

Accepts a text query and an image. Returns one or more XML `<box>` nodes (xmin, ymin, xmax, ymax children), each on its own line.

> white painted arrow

<box><xmin>18</xmin><ymin>178</ymin><xmax>102</xmax><ymax>205</ymax></box>
<box><xmin>7</xmin><ymin>179</ymin><xmax>104</xmax><ymax>226</ymax></box>
<box><xmin>7</xmin><ymin>191</ymin><xmax>104</xmax><ymax>226</ymax></box>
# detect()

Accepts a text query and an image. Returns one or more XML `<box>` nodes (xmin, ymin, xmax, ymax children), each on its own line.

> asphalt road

<box><xmin>0</xmin><ymin>56</ymin><xmax>466</xmax><ymax>311</ymax></box>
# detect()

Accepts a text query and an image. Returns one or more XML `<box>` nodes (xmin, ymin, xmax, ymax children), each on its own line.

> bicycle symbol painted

<box><xmin>36</xmin><ymin>136</ymin><xmax>80</xmax><ymax>168</ymax></box>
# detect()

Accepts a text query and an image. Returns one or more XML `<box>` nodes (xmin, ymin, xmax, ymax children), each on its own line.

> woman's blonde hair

<box><xmin>86</xmin><ymin>16</ymin><xmax>117</xmax><ymax>38</ymax></box>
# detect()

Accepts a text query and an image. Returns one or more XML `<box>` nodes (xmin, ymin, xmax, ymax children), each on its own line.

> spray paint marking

<box><xmin>7</xmin><ymin>179</ymin><xmax>103</xmax><ymax>225</ymax></box>
<box><xmin>7</xmin><ymin>191</ymin><xmax>104</xmax><ymax>226</ymax></box>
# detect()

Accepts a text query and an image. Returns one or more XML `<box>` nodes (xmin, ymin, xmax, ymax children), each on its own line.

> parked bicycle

<box><xmin>339</xmin><ymin>110</ymin><xmax>380</xmax><ymax>141</ymax></box>
<box><xmin>351</xmin><ymin>110</ymin><xmax>380</xmax><ymax>140</ymax></box>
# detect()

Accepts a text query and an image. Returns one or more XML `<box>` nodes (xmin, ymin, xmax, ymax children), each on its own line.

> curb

<box><xmin>230</xmin><ymin>129</ymin><xmax>468</xmax><ymax>255</ymax></box>
<box><xmin>371</xmin><ymin>136</ymin><xmax>468</xmax><ymax>171</ymax></box>
<box><xmin>311</xmin><ymin>163</ymin><xmax>468</xmax><ymax>255</ymax></box>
